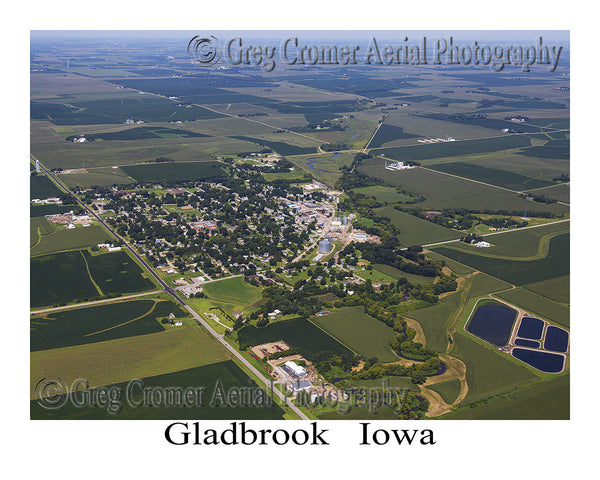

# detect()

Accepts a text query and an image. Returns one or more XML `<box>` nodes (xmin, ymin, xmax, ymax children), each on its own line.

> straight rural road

<box><xmin>31</xmin><ymin>156</ymin><xmax>309</xmax><ymax>420</ymax></box>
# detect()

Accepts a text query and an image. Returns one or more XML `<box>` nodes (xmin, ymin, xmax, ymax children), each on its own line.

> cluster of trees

<box><xmin>389</xmin><ymin>319</ymin><xmax>437</xmax><ymax>361</ymax></box>
<box><xmin>395</xmin><ymin>204</ymin><xmax>561</xmax><ymax>220</ymax></box>
<box><xmin>320</xmin><ymin>143</ymin><xmax>349</xmax><ymax>152</ymax></box>
<box><xmin>461</xmin><ymin>233</ymin><xmax>484</xmax><ymax>244</ymax></box>
<box><xmin>553</xmin><ymin>173</ymin><xmax>570</xmax><ymax>183</ymax></box>
<box><xmin>523</xmin><ymin>193</ymin><xmax>558</xmax><ymax>204</ymax></box>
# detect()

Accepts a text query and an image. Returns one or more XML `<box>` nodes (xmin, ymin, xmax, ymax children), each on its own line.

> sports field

<box><xmin>311</xmin><ymin>307</ymin><xmax>399</xmax><ymax>362</ymax></box>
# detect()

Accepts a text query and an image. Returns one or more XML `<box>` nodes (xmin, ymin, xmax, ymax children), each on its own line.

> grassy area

<box><xmin>202</xmin><ymin>276</ymin><xmax>263</xmax><ymax>307</ymax></box>
<box><xmin>350</xmin><ymin>185</ymin><xmax>413</xmax><ymax>203</ymax></box>
<box><xmin>311</xmin><ymin>307</ymin><xmax>399</xmax><ymax>362</ymax></box>
<box><xmin>30</xmin><ymin>298</ymin><xmax>188</xmax><ymax>351</ymax></box>
<box><xmin>31</xmin><ymin>326</ymin><xmax>229</xmax><ymax>398</ymax></box>
<box><xmin>31</xmin><ymin>360</ymin><xmax>285</xmax><ymax>420</ymax></box>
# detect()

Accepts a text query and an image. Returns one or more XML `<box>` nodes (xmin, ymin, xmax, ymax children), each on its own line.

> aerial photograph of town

<box><xmin>30</xmin><ymin>29</ymin><xmax>570</xmax><ymax>422</ymax></box>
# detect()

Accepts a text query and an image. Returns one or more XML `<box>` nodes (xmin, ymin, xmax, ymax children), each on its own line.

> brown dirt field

<box><xmin>251</xmin><ymin>341</ymin><xmax>290</xmax><ymax>359</ymax></box>
<box><xmin>404</xmin><ymin>317</ymin><xmax>427</xmax><ymax>346</ymax></box>
<box><xmin>420</xmin><ymin>353</ymin><xmax>469</xmax><ymax>417</ymax></box>
<box><xmin>419</xmin><ymin>385</ymin><xmax>453</xmax><ymax>417</ymax></box>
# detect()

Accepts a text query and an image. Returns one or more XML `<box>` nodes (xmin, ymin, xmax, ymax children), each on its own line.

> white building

<box><xmin>475</xmin><ymin>241</ymin><xmax>491</xmax><ymax>248</ymax></box>
<box><xmin>284</xmin><ymin>361</ymin><xmax>307</xmax><ymax>377</ymax></box>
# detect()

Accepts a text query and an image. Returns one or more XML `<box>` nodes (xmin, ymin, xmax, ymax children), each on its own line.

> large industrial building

<box><xmin>283</xmin><ymin>360</ymin><xmax>307</xmax><ymax>378</ymax></box>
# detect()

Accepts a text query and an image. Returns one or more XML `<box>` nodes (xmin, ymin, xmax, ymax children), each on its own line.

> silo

<box><xmin>318</xmin><ymin>238</ymin><xmax>332</xmax><ymax>254</ymax></box>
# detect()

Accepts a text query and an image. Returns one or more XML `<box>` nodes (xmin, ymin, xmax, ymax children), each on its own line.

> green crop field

<box><xmin>30</xmin><ymin>223</ymin><xmax>111</xmax><ymax>256</ymax></box>
<box><xmin>450</xmin><ymin>331</ymin><xmax>540</xmax><ymax>406</ymax></box>
<box><xmin>427</xmin><ymin>379</ymin><xmax>462</xmax><ymax>404</ymax></box>
<box><xmin>30</xmin><ymin>299</ymin><xmax>186</xmax><ymax>351</ymax></box>
<box><xmin>359</xmin><ymin>164</ymin><xmax>570</xmax><ymax>214</ymax></box>
<box><xmin>59</xmin><ymin>167</ymin><xmax>135</xmax><ymax>188</ymax></box>
<box><xmin>375</xmin><ymin>206</ymin><xmax>462</xmax><ymax>247</ymax></box>
<box><xmin>31</xmin><ymin>249</ymin><xmax>156</xmax><ymax>307</ymax></box>
<box><xmin>30</xmin><ymin>326</ymin><xmax>229</xmax><ymax>398</ymax></box>
<box><xmin>30</xmin><ymin>96</ymin><xmax>225</xmax><ymax>125</ymax></box>
<box><xmin>231</xmin><ymin>135</ymin><xmax>318</xmax><ymax>156</ymax></box>
<box><xmin>31</xmin><ymin>360</ymin><xmax>285</xmax><ymax>420</ymax></box>
<box><xmin>427</xmin><ymin>162</ymin><xmax>554</xmax><ymax>190</ymax></box>
<box><xmin>82</xmin><ymin>250</ymin><xmax>156</xmax><ymax>295</ymax></box>
<box><xmin>30</xmin><ymin>174</ymin><xmax>62</xmax><ymax>199</ymax></box>
<box><xmin>495</xmin><ymin>288</ymin><xmax>570</xmax><ymax>328</ymax></box>
<box><xmin>442</xmin><ymin>374</ymin><xmax>569</xmax><ymax>419</ymax></box>
<box><xmin>94</xmin><ymin>126</ymin><xmax>211</xmax><ymax>141</ymax></box>
<box><xmin>432</xmin><ymin>233</ymin><xmax>569</xmax><ymax>286</ymax></box>
<box><xmin>30</xmin><ymin>217</ymin><xmax>56</xmax><ymax>246</ymax></box>
<box><xmin>237</xmin><ymin>316</ymin><xmax>353</xmax><ymax>362</ymax></box>
<box><xmin>367</xmin><ymin>124</ymin><xmax>420</xmax><ymax>148</ymax></box>
<box><xmin>524</xmin><ymin>275</ymin><xmax>569</xmax><ymax>304</ymax></box>
<box><xmin>369</xmin><ymin>135</ymin><xmax>532</xmax><ymax>162</ymax></box>
<box><xmin>445</xmin><ymin>221</ymin><xmax>570</xmax><ymax>258</ymax></box>
<box><xmin>311</xmin><ymin>307</ymin><xmax>399</xmax><ymax>362</ymax></box>
<box><xmin>31</xmin><ymin>250</ymin><xmax>100</xmax><ymax>307</ymax></box>
<box><xmin>31</xmin><ymin>204</ymin><xmax>78</xmax><ymax>217</ymax></box>
<box><xmin>120</xmin><ymin>161</ymin><xmax>225</xmax><ymax>182</ymax></box>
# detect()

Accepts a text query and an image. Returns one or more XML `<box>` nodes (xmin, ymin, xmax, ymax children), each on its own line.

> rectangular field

<box><xmin>31</xmin><ymin>360</ymin><xmax>285</xmax><ymax>420</ymax></box>
<box><xmin>311</xmin><ymin>307</ymin><xmax>399</xmax><ymax>362</ymax></box>
<box><xmin>495</xmin><ymin>288</ymin><xmax>570</xmax><ymax>328</ymax></box>
<box><xmin>31</xmin><ymin>326</ymin><xmax>229</xmax><ymax>398</ymax></box>
<box><xmin>376</xmin><ymin>205</ymin><xmax>462</xmax><ymax>247</ymax></box>
<box><xmin>431</xmin><ymin>233</ymin><xmax>569</xmax><ymax>286</ymax></box>
<box><xmin>30</xmin><ymin>223</ymin><xmax>111</xmax><ymax>257</ymax></box>
<box><xmin>30</xmin><ymin>298</ymin><xmax>186</xmax><ymax>351</ymax></box>
<box><xmin>237</xmin><ymin>317</ymin><xmax>353</xmax><ymax>362</ymax></box>
<box><xmin>120</xmin><ymin>161</ymin><xmax>226</xmax><ymax>182</ymax></box>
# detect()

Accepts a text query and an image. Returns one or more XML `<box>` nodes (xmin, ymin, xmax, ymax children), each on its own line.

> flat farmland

<box><xmin>445</xmin><ymin>221</ymin><xmax>570</xmax><ymax>259</ymax></box>
<box><xmin>31</xmin><ymin>250</ymin><xmax>99</xmax><ymax>307</ymax></box>
<box><xmin>31</xmin><ymin>223</ymin><xmax>111</xmax><ymax>256</ymax></box>
<box><xmin>450</xmin><ymin>331</ymin><xmax>540</xmax><ymax>406</ymax></box>
<box><xmin>375</xmin><ymin>206</ymin><xmax>462</xmax><ymax>246</ymax></box>
<box><xmin>30</xmin><ymin>174</ymin><xmax>62</xmax><ymax>199</ymax></box>
<box><xmin>358</xmin><ymin>164</ymin><xmax>570</xmax><ymax>215</ymax></box>
<box><xmin>311</xmin><ymin>307</ymin><xmax>399</xmax><ymax>362</ymax></box>
<box><xmin>30</xmin><ymin>326</ymin><xmax>229</xmax><ymax>399</ymax></box>
<box><xmin>432</xmin><ymin>234</ymin><xmax>569</xmax><ymax>286</ymax></box>
<box><xmin>83</xmin><ymin>250</ymin><xmax>156</xmax><ymax>295</ymax></box>
<box><xmin>120</xmin><ymin>161</ymin><xmax>226</xmax><ymax>183</ymax></box>
<box><xmin>442</xmin><ymin>374</ymin><xmax>568</xmax><ymax>419</ymax></box>
<box><xmin>31</xmin><ymin>361</ymin><xmax>285</xmax><ymax>420</ymax></box>
<box><xmin>237</xmin><ymin>317</ymin><xmax>353</xmax><ymax>362</ymax></box>
<box><xmin>31</xmin><ymin>138</ymin><xmax>251</xmax><ymax>170</ymax></box>
<box><xmin>59</xmin><ymin>167</ymin><xmax>135</xmax><ymax>188</ymax></box>
<box><xmin>528</xmin><ymin>183</ymin><xmax>570</xmax><ymax>203</ymax></box>
<box><xmin>495</xmin><ymin>288</ymin><xmax>570</xmax><ymax>328</ymax></box>
<box><xmin>524</xmin><ymin>275</ymin><xmax>569</xmax><ymax>304</ymax></box>
<box><xmin>30</xmin><ymin>217</ymin><xmax>56</xmax><ymax>246</ymax></box>
<box><xmin>31</xmin><ymin>249</ymin><xmax>156</xmax><ymax>307</ymax></box>
<box><xmin>369</xmin><ymin>134</ymin><xmax>532</xmax><ymax>162</ymax></box>
<box><xmin>426</xmin><ymin>162</ymin><xmax>554</xmax><ymax>190</ymax></box>
<box><xmin>30</xmin><ymin>298</ymin><xmax>187</xmax><ymax>351</ymax></box>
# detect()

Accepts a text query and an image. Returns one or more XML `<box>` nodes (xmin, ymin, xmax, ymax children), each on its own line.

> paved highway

<box><xmin>31</xmin><ymin>156</ymin><xmax>309</xmax><ymax>420</ymax></box>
